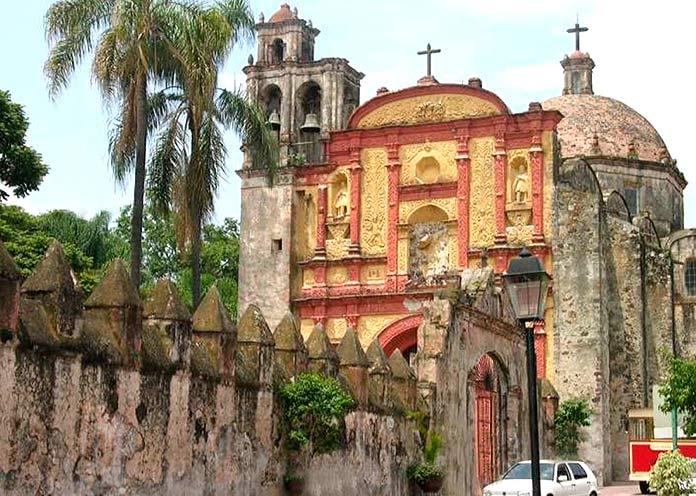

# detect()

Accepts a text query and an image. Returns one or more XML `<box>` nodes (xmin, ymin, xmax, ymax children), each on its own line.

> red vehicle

<box><xmin>628</xmin><ymin>407</ymin><xmax>696</xmax><ymax>494</ymax></box>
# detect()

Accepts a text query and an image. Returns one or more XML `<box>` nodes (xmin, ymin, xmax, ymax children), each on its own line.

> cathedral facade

<box><xmin>238</xmin><ymin>3</ymin><xmax>696</xmax><ymax>489</ymax></box>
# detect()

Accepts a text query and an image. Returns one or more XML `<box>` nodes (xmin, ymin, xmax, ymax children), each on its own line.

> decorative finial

<box><xmin>308</xmin><ymin>19</ymin><xmax>313</xmax><ymax>28</ymax></box>
<box><xmin>293</xmin><ymin>6</ymin><xmax>298</xmax><ymax>17</ymax></box>
<box><xmin>247</xmin><ymin>54</ymin><xmax>254</xmax><ymax>65</ymax></box>
<box><xmin>259</xmin><ymin>11</ymin><xmax>264</xmax><ymax>23</ymax></box>
<box><xmin>567</xmin><ymin>18</ymin><xmax>588</xmax><ymax>52</ymax></box>
<box><xmin>591</xmin><ymin>132</ymin><xmax>601</xmax><ymax>155</ymax></box>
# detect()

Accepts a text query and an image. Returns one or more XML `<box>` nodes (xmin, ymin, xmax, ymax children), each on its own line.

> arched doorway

<box><xmin>470</xmin><ymin>354</ymin><xmax>508</xmax><ymax>489</ymax></box>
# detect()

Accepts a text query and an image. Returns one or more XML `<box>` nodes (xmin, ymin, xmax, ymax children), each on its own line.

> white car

<box><xmin>483</xmin><ymin>460</ymin><xmax>599</xmax><ymax>496</ymax></box>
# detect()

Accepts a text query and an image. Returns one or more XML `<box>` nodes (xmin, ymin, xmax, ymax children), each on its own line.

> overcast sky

<box><xmin>2</xmin><ymin>0</ymin><xmax>694</xmax><ymax>227</ymax></box>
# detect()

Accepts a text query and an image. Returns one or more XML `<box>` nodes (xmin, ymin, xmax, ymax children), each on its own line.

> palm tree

<box><xmin>44</xmin><ymin>0</ymin><xmax>192</xmax><ymax>289</ymax></box>
<box><xmin>149</xmin><ymin>0</ymin><xmax>276</xmax><ymax>306</ymax></box>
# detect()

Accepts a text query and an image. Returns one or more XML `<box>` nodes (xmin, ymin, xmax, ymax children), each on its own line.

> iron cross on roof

<box><xmin>567</xmin><ymin>19</ymin><xmax>588</xmax><ymax>51</ymax></box>
<box><xmin>418</xmin><ymin>43</ymin><xmax>441</xmax><ymax>77</ymax></box>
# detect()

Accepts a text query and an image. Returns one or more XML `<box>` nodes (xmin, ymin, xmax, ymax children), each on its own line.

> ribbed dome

<box><xmin>268</xmin><ymin>4</ymin><xmax>294</xmax><ymax>23</ymax></box>
<box><xmin>542</xmin><ymin>94</ymin><xmax>670</xmax><ymax>163</ymax></box>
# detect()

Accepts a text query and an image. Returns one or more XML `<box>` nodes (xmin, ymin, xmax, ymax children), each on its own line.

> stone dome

<box><xmin>268</xmin><ymin>4</ymin><xmax>294</xmax><ymax>23</ymax></box>
<box><xmin>542</xmin><ymin>94</ymin><xmax>671</xmax><ymax>163</ymax></box>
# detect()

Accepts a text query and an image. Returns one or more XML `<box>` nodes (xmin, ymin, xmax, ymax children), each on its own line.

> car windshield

<box><xmin>502</xmin><ymin>462</ymin><xmax>555</xmax><ymax>481</ymax></box>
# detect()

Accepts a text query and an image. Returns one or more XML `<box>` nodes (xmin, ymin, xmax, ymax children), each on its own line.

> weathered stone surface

<box><xmin>21</xmin><ymin>240</ymin><xmax>80</xmax><ymax>337</ymax></box>
<box><xmin>236</xmin><ymin>305</ymin><xmax>274</xmax><ymax>388</ymax></box>
<box><xmin>141</xmin><ymin>279</ymin><xmax>192</xmax><ymax>372</ymax></box>
<box><xmin>191</xmin><ymin>286</ymin><xmax>235</xmax><ymax>380</ymax></box>
<box><xmin>273</xmin><ymin>312</ymin><xmax>308</xmax><ymax>378</ymax></box>
<box><xmin>337</xmin><ymin>328</ymin><xmax>369</xmax><ymax>405</ymax></box>
<box><xmin>81</xmin><ymin>259</ymin><xmax>142</xmax><ymax>366</ymax></box>
<box><xmin>0</xmin><ymin>241</ymin><xmax>20</xmax><ymax>336</ymax></box>
<box><xmin>306</xmin><ymin>323</ymin><xmax>339</xmax><ymax>376</ymax></box>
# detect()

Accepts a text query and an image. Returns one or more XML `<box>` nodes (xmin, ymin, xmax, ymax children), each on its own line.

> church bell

<box><xmin>300</xmin><ymin>112</ymin><xmax>320</xmax><ymax>133</ymax></box>
<box><xmin>267</xmin><ymin>109</ymin><xmax>281</xmax><ymax>130</ymax></box>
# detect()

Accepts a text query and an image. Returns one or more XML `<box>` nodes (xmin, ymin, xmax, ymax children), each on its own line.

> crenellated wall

<box><xmin>0</xmin><ymin>240</ymin><xmax>419</xmax><ymax>496</ymax></box>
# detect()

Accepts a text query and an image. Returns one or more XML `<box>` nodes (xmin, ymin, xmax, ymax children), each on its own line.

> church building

<box><xmin>238</xmin><ymin>3</ymin><xmax>696</xmax><ymax>490</ymax></box>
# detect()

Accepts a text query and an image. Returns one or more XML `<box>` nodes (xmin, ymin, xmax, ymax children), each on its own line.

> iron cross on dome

<box><xmin>567</xmin><ymin>18</ymin><xmax>588</xmax><ymax>51</ymax></box>
<box><xmin>417</xmin><ymin>43</ymin><xmax>441</xmax><ymax>77</ymax></box>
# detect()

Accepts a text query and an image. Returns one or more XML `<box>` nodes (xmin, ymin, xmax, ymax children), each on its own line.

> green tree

<box><xmin>649</xmin><ymin>449</ymin><xmax>693</xmax><ymax>496</ymax></box>
<box><xmin>659</xmin><ymin>355</ymin><xmax>696</xmax><ymax>436</ymax></box>
<box><xmin>148</xmin><ymin>0</ymin><xmax>276</xmax><ymax>306</ymax></box>
<box><xmin>0</xmin><ymin>204</ymin><xmax>101</xmax><ymax>294</ymax></box>
<box><xmin>554</xmin><ymin>398</ymin><xmax>592</xmax><ymax>458</ymax></box>
<box><xmin>44</xmin><ymin>0</ymin><xmax>197</xmax><ymax>289</ymax></box>
<box><xmin>0</xmin><ymin>90</ymin><xmax>48</xmax><ymax>201</ymax></box>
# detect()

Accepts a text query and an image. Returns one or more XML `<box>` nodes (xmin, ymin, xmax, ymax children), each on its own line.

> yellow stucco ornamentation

<box><xmin>326</xmin><ymin>318</ymin><xmax>348</xmax><ymax>342</ymax></box>
<box><xmin>355</xmin><ymin>94</ymin><xmax>501</xmax><ymax>129</ymax></box>
<box><xmin>357</xmin><ymin>314</ymin><xmax>404</xmax><ymax>348</ymax></box>
<box><xmin>300</xmin><ymin>319</ymin><xmax>315</xmax><ymax>341</ymax></box>
<box><xmin>397</xmin><ymin>235</ymin><xmax>409</xmax><ymax>273</ymax></box>
<box><xmin>399</xmin><ymin>140</ymin><xmax>457</xmax><ymax>185</ymax></box>
<box><xmin>302</xmin><ymin>268</ymin><xmax>315</xmax><ymax>287</ymax></box>
<box><xmin>468</xmin><ymin>137</ymin><xmax>496</xmax><ymax>248</ymax></box>
<box><xmin>360</xmin><ymin>148</ymin><xmax>388</xmax><ymax>256</ymax></box>
<box><xmin>360</xmin><ymin>264</ymin><xmax>386</xmax><ymax>283</ymax></box>
<box><xmin>326</xmin><ymin>239</ymin><xmax>349</xmax><ymax>259</ymax></box>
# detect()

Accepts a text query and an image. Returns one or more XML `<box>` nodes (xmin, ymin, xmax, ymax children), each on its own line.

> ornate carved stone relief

<box><xmin>469</xmin><ymin>137</ymin><xmax>496</xmax><ymax>247</ymax></box>
<box><xmin>407</xmin><ymin>222</ymin><xmax>450</xmax><ymax>286</ymax></box>
<box><xmin>399</xmin><ymin>140</ymin><xmax>457</xmax><ymax>185</ymax></box>
<box><xmin>399</xmin><ymin>199</ymin><xmax>456</xmax><ymax>224</ymax></box>
<box><xmin>327</xmin><ymin>266</ymin><xmax>348</xmax><ymax>285</ymax></box>
<box><xmin>355</xmin><ymin>94</ymin><xmax>501</xmax><ymax>129</ymax></box>
<box><xmin>360</xmin><ymin>148</ymin><xmax>388</xmax><ymax>256</ymax></box>
<box><xmin>360</xmin><ymin>264</ymin><xmax>386</xmax><ymax>284</ymax></box>
<box><xmin>357</xmin><ymin>314</ymin><xmax>403</xmax><ymax>348</ymax></box>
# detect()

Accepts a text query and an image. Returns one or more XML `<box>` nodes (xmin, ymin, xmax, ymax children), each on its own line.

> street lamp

<box><xmin>502</xmin><ymin>247</ymin><xmax>551</xmax><ymax>496</ymax></box>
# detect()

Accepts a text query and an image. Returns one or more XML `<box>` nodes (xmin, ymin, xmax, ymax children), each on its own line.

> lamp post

<box><xmin>502</xmin><ymin>247</ymin><xmax>551</xmax><ymax>496</ymax></box>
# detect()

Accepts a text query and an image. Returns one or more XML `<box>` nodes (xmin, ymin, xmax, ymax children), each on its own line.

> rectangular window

<box><xmin>272</xmin><ymin>238</ymin><xmax>282</xmax><ymax>253</ymax></box>
<box><xmin>625</xmin><ymin>188</ymin><xmax>638</xmax><ymax>217</ymax></box>
<box><xmin>686</xmin><ymin>260</ymin><xmax>696</xmax><ymax>296</ymax></box>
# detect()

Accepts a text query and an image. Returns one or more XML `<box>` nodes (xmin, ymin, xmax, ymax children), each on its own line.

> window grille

<box><xmin>686</xmin><ymin>260</ymin><xmax>696</xmax><ymax>296</ymax></box>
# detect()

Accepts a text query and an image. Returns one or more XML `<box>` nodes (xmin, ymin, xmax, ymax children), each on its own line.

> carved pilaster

<box><xmin>315</xmin><ymin>185</ymin><xmax>328</xmax><ymax>258</ymax></box>
<box><xmin>386</xmin><ymin>141</ymin><xmax>401</xmax><ymax>284</ymax></box>
<box><xmin>456</xmin><ymin>133</ymin><xmax>470</xmax><ymax>267</ymax></box>
<box><xmin>348</xmin><ymin>138</ymin><xmax>362</xmax><ymax>255</ymax></box>
<box><xmin>494</xmin><ymin>124</ymin><xmax>507</xmax><ymax>245</ymax></box>
<box><xmin>534</xmin><ymin>320</ymin><xmax>546</xmax><ymax>378</ymax></box>
<box><xmin>531</xmin><ymin>142</ymin><xmax>545</xmax><ymax>243</ymax></box>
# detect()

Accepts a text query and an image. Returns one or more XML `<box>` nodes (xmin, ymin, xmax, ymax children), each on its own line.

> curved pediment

<box><xmin>348</xmin><ymin>84</ymin><xmax>509</xmax><ymax>129</ymax></box>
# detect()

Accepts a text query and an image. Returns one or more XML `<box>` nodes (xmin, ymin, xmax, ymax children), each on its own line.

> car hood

<box><xmin>483</xmin><ymin>478</ymin><xmax>557</xmax><ymax>494</ymax></box>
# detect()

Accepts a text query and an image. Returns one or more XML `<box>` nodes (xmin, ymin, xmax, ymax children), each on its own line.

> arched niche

<box><xmin>378</xmin><ymin>315</ymin><xmax>422</xmax><ymax>357</ymax></box>
<box><xmin>604</xmin><ymin>190</ymin><xmax>631</xmax><ymax>222</ymax></box>
<box><xmin>407</xmin><ymin>204</ymin><xmax>448</xmax><ymax>225</ymax></box>
<box><xmin>508</xmin><ymin>155</ymin><xmax>530</xmax><ymax>204</ymax></box>
<box><xmin>261</xmin><ymin>84</ymin><xmax>282</xmax><ymax>118</ymax></box>
<box><xmin>328</xmin><ymin>171</ymin><xmax>349</xmax><ymax>222</ymax></box>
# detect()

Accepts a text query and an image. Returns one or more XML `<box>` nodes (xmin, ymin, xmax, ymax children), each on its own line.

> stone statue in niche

<box><xmin>334</xmin><ymin>182</ymin><xmax>349</xmax><ymax>219</ymax></box>
<box><xmin>512</xmin><ymin>162</ymin><xmax>529</xmax><ymax>203</ymax></box>
<box><xmin>407</xmin><ymin>222</ymin><xmax>450</xmax><ymax>287</ymax></box>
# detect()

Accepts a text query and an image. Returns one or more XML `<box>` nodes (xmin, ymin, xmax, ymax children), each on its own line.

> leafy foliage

<box><xmin>648</xmin><ymin>450</ymin><xmax>693</xmax><ymax>496</ymax></box>
<box><xmin>554</xmin><ymin>398</ymin><xmax>592</xmax><ymax>458</ymax></box>
<box><xmin>0</xmin><ymin>204</ymin><xmax>104</xmax><ymax>294</ymax></box>
<box><xmin>407</xmin><ymin>461</ymin><xmax>445</xmax><ymax>485</ymax></box>
<box><xmin>659</xmin><ymin>355</ymin><xmax>696</xmax><ymax>436</ymax></box>
<box><xmin>0</xmin><ymin>90</ymin><xmax>48</xmax><ymax>201</ymax></box>
<box><xmin>279</xmin><ymin>373</ymin><xmax>356</xmax><ymax>455</ymax></box>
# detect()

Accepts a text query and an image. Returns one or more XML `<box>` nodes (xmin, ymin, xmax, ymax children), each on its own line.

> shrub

<box><xmin>649</xmin><ymin>450</ymin><xmax>693</xmax><ymax>496</ymax></box>
<box><xmin>554</xmin><ymin>398</ymin><xmax>592</xmax><ymax>458</ymax></box>
<box><xmin>407</xmin><ymin>431</ymin><xmax>445</xmax><ymax>484</ymax></box>
<box><xmin>279</xmin><ymin>373</ymin><xmax>355</xmax><ymax>454</ymax></box>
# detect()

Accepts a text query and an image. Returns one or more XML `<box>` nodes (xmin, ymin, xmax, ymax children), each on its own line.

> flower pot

<box><xmin>285</xmin><ymin>479</ymin><xmax>304</xmax><ymax>496</ymax></box>
<box><xmin>417</xmin><ymin>476</ymin><xmax>444</xmax><ymax>493</ymax></box>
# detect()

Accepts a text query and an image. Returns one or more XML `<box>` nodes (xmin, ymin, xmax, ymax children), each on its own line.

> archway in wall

<box><xmin>470</xmin><ymin>353</ymin><xmax>509</xmax><ymax>490</ymax></box>
<box><xmin>378</xmin><ymin>315</ymin><xmax>422</xmax><ymax>359</ymax></box>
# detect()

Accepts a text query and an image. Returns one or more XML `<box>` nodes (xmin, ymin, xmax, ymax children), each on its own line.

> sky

<box><xmin>1</xmin><ymin>0</ymin><xmax>694</xmax><ymax>227</ymax></box>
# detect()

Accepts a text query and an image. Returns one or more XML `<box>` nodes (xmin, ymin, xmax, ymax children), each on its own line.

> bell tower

<box><xmin>238</xmin><ymin>4</ymin><xmax>363</xmax><ymax>328</ymax></box>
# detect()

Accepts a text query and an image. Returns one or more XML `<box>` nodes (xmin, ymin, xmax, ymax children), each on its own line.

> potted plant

<box><xmin>283</xmin><ymin>472</ymin><xmax>305</xmax><ymax>496</ymax></box>
<box><xmin>407</xmin><ymin>431</ymin><xmax>445</xmax><ymax>493</ymax></box>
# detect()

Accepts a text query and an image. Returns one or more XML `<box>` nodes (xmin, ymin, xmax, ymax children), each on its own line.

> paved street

<box><xmin>600</xmin><ymin>483</ymin><xmax>642</xmax><ymax>495</ymax></box>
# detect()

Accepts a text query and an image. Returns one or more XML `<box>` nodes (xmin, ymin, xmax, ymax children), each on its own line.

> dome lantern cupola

<box><xmin>562</xmin><ymin>20</ymin><xmax>594</xmax><ymax>95</ymax></box>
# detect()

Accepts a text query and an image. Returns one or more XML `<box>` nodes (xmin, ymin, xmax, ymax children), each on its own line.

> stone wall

<box><xmin>553</xmin><ymin>158</ymin><xmax>676</xmax><ymax>484</ymax></box>
<box><xmin>0</xmin><ymin>240</ymin><xmax>418</xmax><ymax>496</ymax></box>
<box><xmin>670</xmin><ymin>229</ymin><xmax>696</xmax><ymax>359</ymax></box>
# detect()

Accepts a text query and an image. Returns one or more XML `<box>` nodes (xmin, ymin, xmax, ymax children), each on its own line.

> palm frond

<box><xmin>148</xmin><ymin>108</ymin><xmax>186</xmax><ymax>215</ymax></box>
<box><xmin>215</xmin><ymin>0</ymin><xmax>256</xmax><ymax>47</ymax></box>
<box><xmin>108</xmin><ymin>81</ymin><xmax>138</xmax><ymax>184</ymax></box>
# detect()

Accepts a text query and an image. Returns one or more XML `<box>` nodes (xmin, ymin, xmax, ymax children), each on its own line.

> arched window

<box><xmin>686</xmin><ymin>260</ymin><xmax>696</xmax><ymax>296</ymax></box>
<box><xmin>571</xmin><ymin>72</ymin><xmax>581</xmax><ymax>94</ymax></box>
<box><xmin>271</xmin><ymin>38</ymin><xmax>284</xmax><ymax>64</ymax></box>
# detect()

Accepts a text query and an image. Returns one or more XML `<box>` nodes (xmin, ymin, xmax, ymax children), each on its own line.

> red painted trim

<box><xmin>456</xmin><ymin>132</ymin><xmax>470</xmax><ymax>268</ymax></box>
<box><xmin>316</xmin><ymin>185</ymin><xmax>327</xmax><ymax>253</ymax></box>
<box><xmin>347</xmin><ymin>84</ymin><xmax>511</xmax><ymax>129</ymax></box>
<box><xmin>387</xmin><ymin>153</ymin><xmax>400</xmax><ymax>277</ymax></box>
<box><xmin>378</xmin><ymin>315</ymin><xmax>423</xmax><ymax>355</ymax></box>
<box><xmin>531</xmin><ymin>147</ymin><xmax>545</xmax><ymax>242</ymax></box>
<box><xmin>534</xmin><ymin>321</ymin><xmax>546</xmax><ymax>378</ymax></box>
<box><xmin>399</xmin><ymin>182</ymin><xmax>457</xmax><ymax>201</ymax></box>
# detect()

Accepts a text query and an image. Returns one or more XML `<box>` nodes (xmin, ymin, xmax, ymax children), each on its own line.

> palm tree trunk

<box><xmin>130</xmin><ymin>71</ymin><xmax>147</xmax><ymax>290</ymax></box>
<box><xmin>191</xmin><ymin>212</ymin><xmax>202</xmax><ymax>307</ymax></box>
